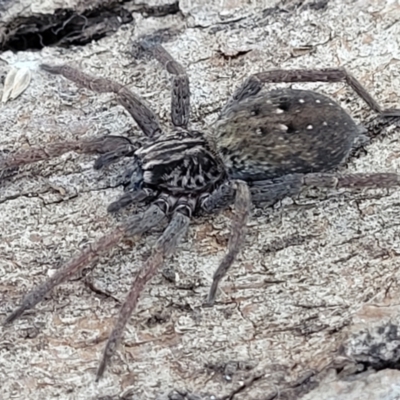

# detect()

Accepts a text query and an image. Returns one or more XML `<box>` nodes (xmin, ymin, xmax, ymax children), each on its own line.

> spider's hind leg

<box><xmin>302</xmin><ymin>172</ymin><xmax>400</xmax><ymax>189</ymax></box>
<box><xmin>249</xmin><ymin>175</ymin><xmax>304</xmax><ymax>206</ymax></box>
<box><xmin>248</xmin><ymin>68</ymin><xmax>400</xmax><ymax>117</ymax></box>
<box><xmin>248</xmin><ymin>171</ymin><xmax>400</xmax><ymax>207</ymax></box>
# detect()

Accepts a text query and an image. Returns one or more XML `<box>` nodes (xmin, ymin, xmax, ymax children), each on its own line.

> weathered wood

<box><xmin>1</xmin><ymin>0</ymin><xmax>400</xmax><ymax>398</ymax></box>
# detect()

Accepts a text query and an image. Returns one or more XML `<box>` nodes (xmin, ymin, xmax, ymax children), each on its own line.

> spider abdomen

<box><xmin>215</xmin><ymin>88</ymin><xmax>359</xmax><ymax>181</ymax></box>
<box><xmin>136</xmin><ymin>133</ymin><xmax>226</xmax><ymax>194</ymax></box>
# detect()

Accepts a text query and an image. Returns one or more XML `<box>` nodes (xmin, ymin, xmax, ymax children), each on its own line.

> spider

<box><xmin>2</xmin><ymin>41</ymin><xmax>400</xmax><ymax>380</ymax></box>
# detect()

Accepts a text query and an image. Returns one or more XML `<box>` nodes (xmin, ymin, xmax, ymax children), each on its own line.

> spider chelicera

<box><xmin>2</xmin><ymin>41</ymin><xmax>400</xmax><ymax>379</ymax></box>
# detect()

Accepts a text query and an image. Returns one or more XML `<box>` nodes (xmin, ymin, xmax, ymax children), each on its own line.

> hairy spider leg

<box><xmin>107</xmin><ymin>188</ymin><xmax>158</xmax><ymax>213</ymax></box>
<box><xmin>0</xmin><ymin>59</ymin><xmax>167</xmax><ymax>177</ymax></box>
<box><xmin>201</xmin><ymin>180</ymin><xmax>251</xmax><ymax>306</ymax></box>
<box><xmin>0</xmin><ymin>135</ymin><xmax>136</xmax><ymax>174</ymax></box>
<box><xmin>302</xmin><ymin>172</ymin><xmax>400</xmax><ymax>188</ymax></box>
<box><xmin>97</xmin><ymin>209</ymin><xmax>190</xmax><ymax>379</ymax></box>
<box><xmin>41</xmin><ymin>64</ymin><xmax>162</xmax><ymax>137</ymax></box>
<box><xmin>248</xmin><ymin>172</ymin><xmax>400</xmax><ymax>206</ymax></box>
<box><xmin>142</xmin><ymin>43</ymin><xmax>191</xmax><ymax>128</ymax></box>
<box><xmin>231</xmin><ymin>68</ymin><xmax>400</xmax><ymax>117</ymax></box>
<box><xmin>3</xmin><ymin>204</ymin><xmax>165</xmax><ymax>325</ymax></box>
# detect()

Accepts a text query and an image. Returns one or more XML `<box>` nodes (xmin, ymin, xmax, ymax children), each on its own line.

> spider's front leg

<box><xmin>1</xmin><ymin>59</ymin><xmax>165</xmax><ymax>178</ymax></box>
<box><xmin>225</xmin><ymin>68</ymin><xmax>400</xmax><ymax>117</ymax></box>
<box><xmin>141</xmin><ymin>42</ymin><xmax>190</xmax><ymax>128</ymax></box>
<box><xmin>41</xmin><ymin>64</ymin><xmax>162</xmax><ymax>137</ymax></box>
<box><xmin>0</xmin><ymin>135</ymin><xmax>137</xmax><ymax>177</ymax></box>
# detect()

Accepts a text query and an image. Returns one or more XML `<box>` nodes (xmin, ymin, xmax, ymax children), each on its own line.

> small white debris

<box><xmin>2</xmin><ymin>68</ymin><xmax>17</xmax><ymax>102</ymax></box>
<box><xmin>47</xmin><ymin>268</ymin><xmax>58</xmax><ymax>277</ymax></box>
<box><xmin>323</xmin><ymin>121</ymin><xmax>328</xmax><ymax>126</ymax></box>
<box><xmin>299</xmin><ymin>98</ymin><xmax>305</xmax><ymax>103</ymax></box>
<box><xmin>307</xmin><ymin>124</ymin><xmax>313</xmax><ymax>130</ymax></box>
<box><xmin>316</xmin><ymin>99</ymin><xmax>321</xmax><ymax>103</ymax></box>
<box><xmin>2</xmin><ymin>67</ymin><xmax>32</xmax><ymax>103</ymax></box>
<box><xmin>275</xmin><ymin>108</ymin><xmax>284</xmax><ymax>114</ymax></box>
<box><xmin>278</xmin><ymin>124</ymin><xmax>289</xmax><ymax>131</ymax></box>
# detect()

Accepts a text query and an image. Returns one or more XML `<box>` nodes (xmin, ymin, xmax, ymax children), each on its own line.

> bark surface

<box><xmin>1</xmin><ymin>1</ymin><xmax>400</xmax><ymax>399</ymax></box>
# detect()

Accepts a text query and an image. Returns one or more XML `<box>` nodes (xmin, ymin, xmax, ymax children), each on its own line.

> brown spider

<box><xmin>2</xmin><ymin>41</ymin><xmax>400</xmax><ymax>380</ymax></box>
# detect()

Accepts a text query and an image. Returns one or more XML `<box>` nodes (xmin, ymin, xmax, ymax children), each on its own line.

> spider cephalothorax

<box><xmin>1</xmin><ymin>41</ymin><xmax>400</xmax><ymax>379</ymax></box>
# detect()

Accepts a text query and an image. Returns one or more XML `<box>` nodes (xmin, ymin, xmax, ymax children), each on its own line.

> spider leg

<box><xmin>0</xmin><ymin>135</ymin><xmax>136</xmax><ymax>174</ymax></box>
<box><xmin>41</xmin><ymin>64</ymin><xmax>162</xmax><ymax>137</ymax></box>
<box><xmin>203</xmin><ymin>172</ymin><xmax>400</xmax><ymax>305</ymax></box>
<box><xmin>141</xmin><ymin>43</ymin><xmax>190</xmax><ymax>128</ymax></box>
<box><xmin>200</xmin><ymin>180</ymin><xmax>236</xmax><ymax>213</ymax></box>
<box><xmin>302</xmin><ymin>172</ymin><xmax>400</xmax><ymax>189</ymax></box>
<box><xmin>3</xmin><ymin>204</ymin><xmax>165</xmax><ymax>325</ymax></box>
<box><xmin>107</xmin><ymin>188</ymin><xmax>157</xmax><ymax>213</ymax></box>
<box><xmin>96</xmin><ymin>209</ymin><xmax>190</xmax><ymax>380</ymax></box>
<box><xmin>220</xmin><ymin>76</ymin><xmax>263</xmax><ymax>115</ymax></box>
<box><xmin>92</xmin><ymin>137</ymin><xmax>138</xmax><ymax>170</ymax></box>
<box><xmin>247</xmin><ymin>172</ymin><xmax>400</xmax><ymax>206</ymax></box>
<box><xmin>227</xmin><ymin>69</ymin><xmax>400</xmax><ymax>117</ymax></box>
<box><xmin>249</xmin><ymin>175</ymin><xmax>304</xmax><ymax>206</ymax></box>
<box><xmin>206</xmin><ymin>180</ymin><xmax>251</xmax><ymax>306</ymax></box>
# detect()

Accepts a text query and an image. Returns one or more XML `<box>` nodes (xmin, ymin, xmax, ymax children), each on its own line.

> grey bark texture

<box><xmin>1</xmin><ymin>0</ymin><xmax>400</xmax><ymax>399</ymax></box>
